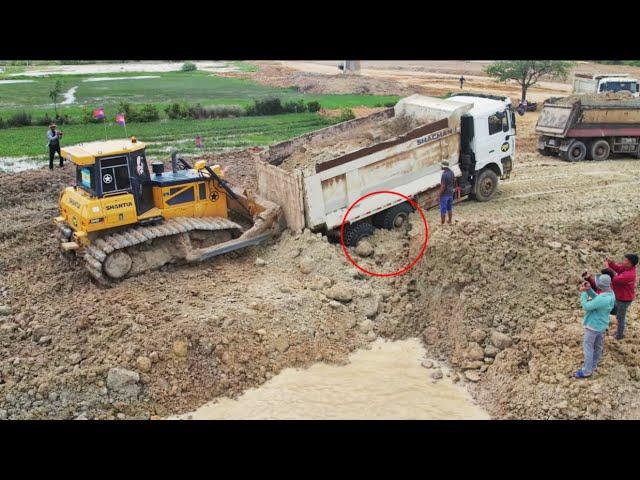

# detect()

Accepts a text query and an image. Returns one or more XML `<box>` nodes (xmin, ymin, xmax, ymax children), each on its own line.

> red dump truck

<box><xmin>536</xmin><ymin>94</ymin><xmax>640</xmax><ymax>161</ymax></box>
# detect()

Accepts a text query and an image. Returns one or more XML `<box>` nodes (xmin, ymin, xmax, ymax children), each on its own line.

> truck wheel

<box><xmin>590</xmin><ymin>140</ymin><xmax>610</xmax><ymax>161</ymax></box>
<box><xmin>377</xmin><ymin>202</ymin><xmax>414</xmax><ymax>230</ymax></box>
<box><xmin>539</xmin><ymin>147</ymin><xmax>554</xmax><ymax>157</ymax></box>
<box><xmin>472</xmin><ymin>169</ymin><xmax>499</xmax><ymax>202</ymax></box>
<box><xmin>343</xmin><ymin>221</ymin><xmax>374</xmax><ymax>247</ymax></box>
<box><xmin>565</xmin><ymin>141</ymin><xmax>587</xmax><ymax>162</ymax></box>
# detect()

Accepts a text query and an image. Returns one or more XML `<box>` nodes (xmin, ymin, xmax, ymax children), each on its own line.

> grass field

<box><xmin>0</xmin><ymin>113</ymin><xmax>338</xmax><ymax>158</ymax></box>
<box><xmin>0</xmin><ymin>63</ymin><xmax>399</xmax><ymax>165</ymax></box>
<box><xmin>0</xmin><ymin>70</ymin><xmax>398</xmax><ymax>120</ymax></box>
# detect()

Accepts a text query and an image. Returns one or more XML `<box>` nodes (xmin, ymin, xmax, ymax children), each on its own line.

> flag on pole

<box><xmin>115</xmin><ymin>113</ymin><xmax>126</xmax><ymax>126</ymax></box>
<box><xmin>93</xmin><ymin>108</ymin><xmax>105</xmax><ymax>120</ymax></box>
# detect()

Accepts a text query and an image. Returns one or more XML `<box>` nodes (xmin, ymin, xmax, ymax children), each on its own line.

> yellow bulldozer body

<box><xmin>55</xmin><ymin>139</ymin><xmax>229</xmax><ymax>247</ymax></box>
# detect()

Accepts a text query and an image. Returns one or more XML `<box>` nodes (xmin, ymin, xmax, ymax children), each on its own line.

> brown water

<box><xmin>171</xmin><ymin>338</ymin><xmax>489</xmax><ymax>420</ymax></box>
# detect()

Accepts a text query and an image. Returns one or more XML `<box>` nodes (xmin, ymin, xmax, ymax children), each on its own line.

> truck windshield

<box><xmin>599</xmin><ymin>81</ymin><xmax>638</xmax><ymax>93</ymax></box>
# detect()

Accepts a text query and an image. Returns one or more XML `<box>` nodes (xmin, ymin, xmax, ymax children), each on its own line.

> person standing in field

<box><xmin>195</xmin><ymin>135</ymin><xmax>203</xmax><ymax>149</ymax></box>
<box><xmin>439</xmin><ymin>160</ymin><xmax>455</xmax><ymax>225</ymax></box>
<box><xmin>605</xmin><ymin>254</ymin><xmax>638</xmax><ymax>340</ymax></box>
<box><xmin>575</xmin><ymin>274</ymin><xmax>615</xmax><ymax>379</ymax></box>
<box><xmin>459</xmin><ymin>75</ymin><xmax>465</xmax><ymax>89</ymax></box>
<box><xmin>47</xmin><ymin>123</ymin><xmax>64</xmax><ymax>170</ymax></box>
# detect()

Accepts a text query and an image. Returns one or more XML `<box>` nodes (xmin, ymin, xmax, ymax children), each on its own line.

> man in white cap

<box><xmin>576</xmin><ymin>274</ymin><xmax>615</xmax><ymax>378</ymax></box>
<box><xmin>439</xmin><ymin>160</ymin><xmax>455</xmax><ymax>225</ymax></box>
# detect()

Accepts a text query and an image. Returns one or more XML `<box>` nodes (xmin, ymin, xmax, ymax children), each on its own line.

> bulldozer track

<box><xmin>82</xmin><ymin>216</ymin><xmax>242</xmax><ymax>284</ymax></box>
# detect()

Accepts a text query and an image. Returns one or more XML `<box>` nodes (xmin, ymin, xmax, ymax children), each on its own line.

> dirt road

<box><xmin>1</xmin><ymin>75</ymin><xmax>640</xmax><ymax>418</ymax></box>
<box><xmin>274</xmin><ymin>61</ymin><xmax>570</xmax><ymax>103</ymax></box>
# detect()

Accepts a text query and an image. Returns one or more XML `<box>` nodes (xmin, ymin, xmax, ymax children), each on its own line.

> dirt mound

<box><xmin>0</xmin><ymin>162</ymin><xmax>416</xmax><ymax>419</ymax></box>
<box><xmin>225</xmin><ymin>63</ymin><xmax>422</xmax><ymax>97</ymax></box>
<box><xmin>400</xmin><ymin>207</ymin><xmax>640</xmax><ymax>419</ymax></box>
<box><xmin>280</xmin><ymin>116</ymin><xmax>420</xmax><ymax>175</ymax></box>
<box><xmin>549</xmin><ymin>91</ymin><xmax>638</xmax><ymax>106</ymax></box>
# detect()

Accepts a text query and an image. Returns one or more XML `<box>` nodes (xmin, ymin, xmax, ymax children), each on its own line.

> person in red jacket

<box><xmin>605</xmin><ymin>253</ymin><xmax>638</xmax><ymax>340</ymax></box>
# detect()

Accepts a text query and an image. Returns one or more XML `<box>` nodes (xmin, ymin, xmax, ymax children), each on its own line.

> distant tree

<box><xmin>484</xmin><ymin>61</ymin><xmax>574</xmax><ymax>102</ymax></box>
<box><xmin>49</xmin><ymin>80</ymin><xmax>63</xmax><ymax>118</ymax></box>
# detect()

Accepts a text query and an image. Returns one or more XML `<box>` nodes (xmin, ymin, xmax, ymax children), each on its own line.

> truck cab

<box><xmin>573</xmin><ymin>73</ymin><xmax>640</xmax><ymax>98</ymax></box>
<box><xmin>597</xmin><ymin>77</ymin><xmax>639</xmax><ymax>96</ymax></box>
<box><xmin>447</xmin><ymin>93</ymin><xmax>516</xmax><ymax>200</ymax></box>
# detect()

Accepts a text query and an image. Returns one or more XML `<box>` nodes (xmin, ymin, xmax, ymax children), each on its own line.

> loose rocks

<box><xmin>359</xmin><ymin>319</ymin><xmax>374</xmax><ymax>334</ymax></box>
<box><xmin>136</xmin><ymin>356</ymin><xmax>152</xmax><ymax>373</ymax></box>
<box><xmin>490</xmin><ymin>331</ymin><xmax>513</xmax><ymax>350</ymax></box>
<box><xmin>355</xmin><ymin>240</ymin><xmax>374</xmax><ymax>258</ymax></box>
<box><xmin>107</xmin><ymin>368</ymin><xmax>141</xmax><ymax>398</ymax></box>
<box><xmin>465</xmin><ymin>370</ymin><xmax>481</xmax><ymax>382</ymax></box>
<box><xmin>299</xmin><ymin>257</ymin><xmax>315</xmax><ymax>274</ymax></box>
<box><xmin>325</xmin><ymin>284</ymin><xmax>353</xmax><ymax>303</ymax></box>
<box><xmin>173</xmin><ymin>340</ymin><xmax>189</xmax><ymax>357</ymax></box>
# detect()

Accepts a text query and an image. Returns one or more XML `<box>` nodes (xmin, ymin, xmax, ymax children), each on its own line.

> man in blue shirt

<box><xmin>576</xmin><ymin>274</ymin><xmax>615</xmax><ymax>378</ymax></box>
<box><xmin>439</xmin><ymin>161</ymin><xmax>455</xmax><ymax>225</ymax></box>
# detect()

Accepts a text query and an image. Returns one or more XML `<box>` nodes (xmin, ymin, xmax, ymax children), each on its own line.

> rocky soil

<box><xmin>0</xmin><ymin>153</ymin><xmax>413</xmax><ymax>420</ymax></box>
<box><xmin>1</xmin><ymin>100</ymin><xmax>639</xmax><ymax>419</ymax></box>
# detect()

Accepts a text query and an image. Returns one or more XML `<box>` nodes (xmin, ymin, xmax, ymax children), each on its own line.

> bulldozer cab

<box><xmin>63</xmin><ymin>139</ymin><xmax>155</xmax><ymax>216</ymax></box>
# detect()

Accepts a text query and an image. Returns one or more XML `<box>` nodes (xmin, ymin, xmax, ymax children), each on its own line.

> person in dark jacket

<box><xmin>459</xmin><ymin>75</ymin><xmax>465</xmax><ymax>89</ymax></box>
<box><xmin>439</xmin><ymin>160</ymin><xmax>455</xmax><ymax>225</ymax></box>
<box><xmin>605</xmin><ymin>254</ymin><xmax>638</xmax><ymax>340</ymax></box>
<box><xmin>47</xmin><ymin>124</ymin><xmax>64</xmax><ymax>169</ymax></box>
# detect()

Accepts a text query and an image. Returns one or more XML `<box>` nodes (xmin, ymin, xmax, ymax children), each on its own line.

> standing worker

<box><xmin>459</xmin><ymin>75</ymin><xmax>465</xmax><ymax>89</ymax></box>
<box><xmin>439</xmin><ymin>160</ymin><xmax>455</xmax><ymax>225</ymax></box>
<box><xmin>47</xmin><ymin>123</ymin><xmax>64</xmax><ymax>170</ymax></box>
<box><xmin>575</xmin><ymin>274</ymin><xmax>615</xmax><ymax>379</ymax></box>
<box><xmin>605</xmin><ymin>254</ymin><xmax>638</xmax><ymax>340</ymax></box>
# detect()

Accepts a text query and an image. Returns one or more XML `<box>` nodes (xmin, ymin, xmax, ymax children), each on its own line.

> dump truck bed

<box><xmin>536</xmin><ymin>93</ymin><xmax>640</xmax><ymax>138</ymax></box>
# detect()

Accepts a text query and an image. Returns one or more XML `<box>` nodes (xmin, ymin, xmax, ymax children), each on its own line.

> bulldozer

<box><xmin>54</xmin><ymin>137</ymin><xmax>281</xmax><ymax>284</ymax></box>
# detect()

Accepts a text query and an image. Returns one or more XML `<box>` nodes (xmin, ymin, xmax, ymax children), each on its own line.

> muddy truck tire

<box><xmin>590</xmin><ymin>140</ymin><xmax>611</xmax><ymax>161</ymax></box>
<box><xmin>343</xmin><ymin>221</ymin><xmax>374</xmax><ymax>247</ymax></box>
<box><xmin>472</xmin><ymin>169</ymin><xmax>499</xmax><ymax>202</ymax></box>
<box><xmin>562</xmin><ymin>140</ymin><xmax>587</xmax><ymax>162</ymax></box>
<box><xmin>374</xmin><ymin>202</ymin><xmax>414</xmax><ymax>230</ymax></box>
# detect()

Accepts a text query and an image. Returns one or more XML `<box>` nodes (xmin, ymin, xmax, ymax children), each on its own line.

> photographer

<box><xmin>575</xmin><ymin>274</ymin><xmax>615</xmax><ymax>379</ymax></box>
<box><xmin>605</xmin><ymin>254</ymin><xmax>638</xmax><ymax>340</ymax></box>
<box><xmin>47</xmin><ymin>123</ymin><xmax>64</xmax><ymax>170</ymax></box>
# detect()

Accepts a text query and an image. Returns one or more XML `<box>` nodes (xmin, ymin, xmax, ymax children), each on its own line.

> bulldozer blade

<box><xmin>189</xmin><ymin>232</ymin><xmax>272</xmax><ymax>262</ymax></box>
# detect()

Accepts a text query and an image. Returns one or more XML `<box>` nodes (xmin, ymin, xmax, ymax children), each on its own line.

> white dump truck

<box><xmin>573</xmin><ymin>73</ymin><xmax>639</xmax><ymax>98</ymax></box>
<box><xmin>256</xmin><ymin>93</ymin><xmax>516</xmax><ymax>245</ymax></box>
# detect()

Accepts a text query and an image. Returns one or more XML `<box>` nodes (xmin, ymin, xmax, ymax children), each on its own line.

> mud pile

<box><xmin>549</xmin><ymin>90</ymin><xmax>638</xmax><ymax>106</ymax></box>
<box><xmin>0</xmin><ymin>162</ymin><xmax>417</xmax><ymax>419</ymax></box>
<box><xmin>280</xmin><ymin>116</ymin><xmax>420</xmax><ymax>175</ymax></box>
<box><xmin>401</xmin><ymin>207</ymin><xmax>640</xmax><ymax>419</ymax></box>
<box><xmin>232</xmin><ymin>62</ymin><xmax>422</xmax><ymax>97</ymax></box>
